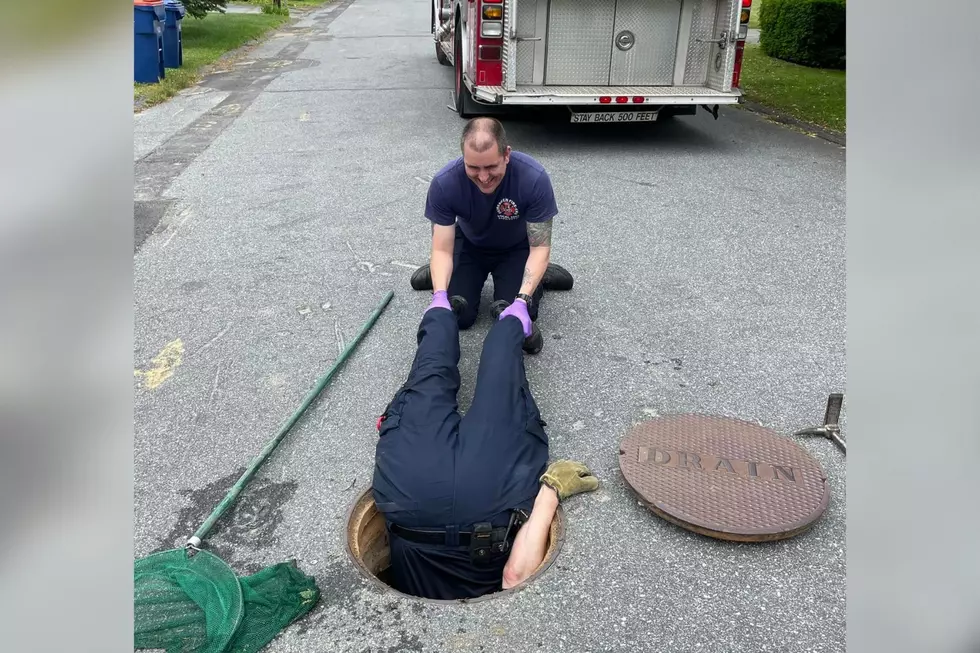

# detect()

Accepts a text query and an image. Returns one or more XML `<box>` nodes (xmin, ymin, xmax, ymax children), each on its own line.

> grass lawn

<box><xmin>749</xmin><ymin>0</ymin><xmax>763</xmax><ymax>29</ymax></box>
<box><xmin>134</xmin><ymin>12</ymin><xmax>290</xmax><ymax>110</ymax></box>
<box><xmin>739</xmin><ymin>43</ymin><xmax>846</xmax><ymax>133</ymax></box>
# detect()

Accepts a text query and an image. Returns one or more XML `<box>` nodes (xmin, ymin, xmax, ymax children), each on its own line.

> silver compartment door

<box><xmin>515</xmin><ymin>0</ymin><xmax>548</xmax><ymax>85</ymax></box>
<box><xmin>609</xmin><ymin>0</ymin><xmax>683</xmax><ymax>86</ymax></box>
<box><xmin>544</xmin><ymin>0</ymin><xmax>617</xmax><ymax>85</ymax></box>
<box><xmin>681</xmin><ymin>0</ymin><xmax>720</xmax><ymax>86</ymax></box>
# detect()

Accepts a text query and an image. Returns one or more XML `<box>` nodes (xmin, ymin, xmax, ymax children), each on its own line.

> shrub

<box><xmin>759</xmin><ymin>0</ymin><xmax>846</xmax><ymax>70</ymax></box>
<box><xmin>182</xmin><ymin>0</ymin><xmax>228</xmax><ymax>20</ymax></box>
<box><xmin>261</xmin><ymin>2</ymin><xmax>290</xmax><ymax>15</ymax></box>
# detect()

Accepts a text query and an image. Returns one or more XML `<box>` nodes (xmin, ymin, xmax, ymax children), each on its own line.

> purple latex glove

<box><xmin>499</xmin><ymin>299</ymin><xmax>532</xmax><ymax>337</ymax></box>
<box><xmin>426</xmin><ymin>290</ymin><xmax>451</xmax><ymax>313</ymax></box>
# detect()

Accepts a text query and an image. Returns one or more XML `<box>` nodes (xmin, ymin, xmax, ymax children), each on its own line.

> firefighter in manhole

<box><xmin>408</xmin><ymin>117</ymin><xmax>574</xmax><ymax>354</ymax></box>
<box><xmin>372</xmin><ymin>292</ymin><xmax>598</xmax><ymax>600</ymax></box>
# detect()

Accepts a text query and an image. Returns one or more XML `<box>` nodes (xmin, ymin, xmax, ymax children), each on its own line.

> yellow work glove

<box><xmin>540</xmin><ymin>460</ymin><xmax>599</xmax><ymax>501</ymax></box>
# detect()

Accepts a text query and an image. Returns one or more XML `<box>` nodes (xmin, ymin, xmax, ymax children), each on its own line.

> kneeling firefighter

<box><xmin>409</xmin><ymin>117</ymin><xmax>574</xmax><ymax>355</ymax></box>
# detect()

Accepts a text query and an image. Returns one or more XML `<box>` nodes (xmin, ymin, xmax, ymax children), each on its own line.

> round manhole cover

<box><xmin>618</xmin><ymin>414</ymin><xmax>830</xmax><ymax>541</ymax></box>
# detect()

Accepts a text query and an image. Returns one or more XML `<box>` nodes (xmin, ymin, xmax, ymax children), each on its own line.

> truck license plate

<box><xmin>570</xmin><ymin>110</ymin><xmax>659</xmax><ymax>123</ymax></box>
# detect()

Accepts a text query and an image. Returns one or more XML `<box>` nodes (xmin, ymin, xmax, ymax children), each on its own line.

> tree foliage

<box><xmin>182</xmin><ymin>0</ymin><xmax>229</xmax><ymax>20</ymax></box>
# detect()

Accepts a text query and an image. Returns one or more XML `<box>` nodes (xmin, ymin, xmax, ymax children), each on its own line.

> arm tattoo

<box><xmin>522</xmin><ymin>266</ymin><xmax>532</xmax><ymax>286</ymax></box>
<box><xmin>526</xmin><ymin>218</ymin><xmax>553</xmax><ymax>247</ymax></box>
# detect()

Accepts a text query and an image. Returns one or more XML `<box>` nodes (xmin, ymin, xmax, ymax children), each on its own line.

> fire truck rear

<box><xmin>432</xmin><ymin>0</ymin><xmax>752</xmax><ymax>122</ymax></box>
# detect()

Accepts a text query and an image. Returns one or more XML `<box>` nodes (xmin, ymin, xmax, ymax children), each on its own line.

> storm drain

<box><xmin>345</xmin><ymin>488</ymin><xmax>564</xmax><ymax>602</ymax></box>
<box><xmin>619</xmin><ymin>414</ymin><xmax>831</xmax><ymax>542</ymax></box>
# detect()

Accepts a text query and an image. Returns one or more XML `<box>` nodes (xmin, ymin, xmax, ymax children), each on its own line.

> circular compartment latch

<box><xmin>615</xmin><ymin>30</ymin><xmax>635</xmax><ymax>51</ymax></box>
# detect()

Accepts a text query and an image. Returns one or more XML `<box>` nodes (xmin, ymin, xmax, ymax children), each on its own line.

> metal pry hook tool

<box><xmin>794</xmin><ymin>393</ymin><xmax>846</xmax><ymax>454</ymax></box>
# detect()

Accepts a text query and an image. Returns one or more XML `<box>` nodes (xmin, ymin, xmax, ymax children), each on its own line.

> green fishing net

<box><xmin>134</xmin><ymin>548</ymin><xmax>319</xmax><ymax>653</ymax></box>
<box><xmin>133</xmin><ymin>291</ymin><xmax>394</xmax><ymax>653</ymax></box>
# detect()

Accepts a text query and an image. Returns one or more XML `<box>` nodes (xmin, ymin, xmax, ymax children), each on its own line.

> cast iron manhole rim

<box><xmin>344</xmin><ymin>487</ymin><xmax>566</xmax><ymax>604</ymax></box>
<box><xmin>618</xmin><ymin>413</ymin><xmax>831</xmax><ymax>542</ymax></box>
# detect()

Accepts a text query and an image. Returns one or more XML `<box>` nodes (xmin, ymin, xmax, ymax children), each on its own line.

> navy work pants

<box><xmin>372</xmin><ymin>307</ymin><xmax>550</xmax><ymax>599</ymax></box>
<box><xmin>447</xmin><ymin>228</ymin><xmax>544</xmax><ymax>329</ymax></box>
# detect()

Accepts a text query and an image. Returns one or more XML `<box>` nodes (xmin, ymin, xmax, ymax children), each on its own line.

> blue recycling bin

<box><xmin>162</xmin><ymin>0</ymin><xmax>186</xmax><ymax>69</ymax></box>
<box><xmin>134</xmin><ymin>1</ymin><xmax>166</xmax><ymax>84</ymax></box>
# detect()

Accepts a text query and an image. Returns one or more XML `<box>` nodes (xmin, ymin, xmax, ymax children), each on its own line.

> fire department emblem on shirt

<box><xmin>496</xmin><ymin>198</ymin><xmax>519</xmax><ymax>220</ymax></box>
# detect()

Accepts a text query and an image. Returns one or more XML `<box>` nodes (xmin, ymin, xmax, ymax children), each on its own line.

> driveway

<box><xmin>133</xmin><ymin>1</ymin><xmax>846</xmax><ymax>650</ymax></box>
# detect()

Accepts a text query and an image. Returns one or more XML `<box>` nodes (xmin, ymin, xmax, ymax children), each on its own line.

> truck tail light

<box><xmin>731</xmin><ymin>0</ymin><xmax>750</xmax><ymax>89</ymax></box>
<box><xmin>731</xmin><ymin>41</ymin><xmax>745</xmax><ymax>88</ymax></box>
<box><xmin>481</xmin><ymin>22</ymin><xmax>503</xmax><ymax>37</ymax></box>
<box><xmin>739</xmin><ymin>0</ymin><xmax>751</xmax><ymax>30</ymax></box>
<box><xmin>480</xmin><ymin>0</ymin><xmax>503</xmax><ymax>38</ymax></box>
<box><xmin>479</xmin><ymin>45</ymin><xmax>501</xmax><ymax>61</ymax></box>
<box><xmin>475</xmin><ymin>0</ymin><xmax>504</xmax><ymax>85</ymax></box>
<box><xmin>739</xmin><ymin>0</ymin><xmax>751</xmax><ymax>34</ymax></box>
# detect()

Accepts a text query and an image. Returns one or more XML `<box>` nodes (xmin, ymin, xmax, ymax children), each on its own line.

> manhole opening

<box><xmin>345</xmin><ymin>488</ymin><xmax>565</xmax><ymax>604</ymax></box>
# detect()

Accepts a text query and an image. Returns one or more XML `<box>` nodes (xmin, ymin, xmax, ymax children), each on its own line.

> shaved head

<box><xmin>461</xmin><ymin>117</ymin><xmax>509</xmax><ymax>155</ymax></box>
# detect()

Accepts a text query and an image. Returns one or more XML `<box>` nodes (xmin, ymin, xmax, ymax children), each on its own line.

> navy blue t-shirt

<box><xmin>424</xmin><ymin>151</ymin><xmax>558</xmax><ymax>250</ymax></box>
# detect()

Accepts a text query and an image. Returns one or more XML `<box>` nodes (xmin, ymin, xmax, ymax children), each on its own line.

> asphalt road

<box><xmin>133</xmin><ymin>1</ymin><xmax>846</xmax><ymax>651</ymax></box>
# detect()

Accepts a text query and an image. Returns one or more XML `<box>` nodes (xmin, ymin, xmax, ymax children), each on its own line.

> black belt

<box><xmin>389</xmin><ymin>523</ymin><xmax>509</xmax><ymax>546</ymax></box>
<box><xmin>389</xmin><ymin>510</ymin><xmax>528</xmax><ymax>563</ymax></box>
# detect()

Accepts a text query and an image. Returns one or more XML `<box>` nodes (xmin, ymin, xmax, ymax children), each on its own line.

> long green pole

<box><xmin>187</xmin><ymin>289</ymin><xmax>395</xmax><ymax>549</ymax></box>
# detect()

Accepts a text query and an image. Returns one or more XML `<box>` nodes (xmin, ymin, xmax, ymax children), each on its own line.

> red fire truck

<box><xmin>432</xmin><ymin>0</ymin><xmax>752</xmax><ymax>122</ymax></box>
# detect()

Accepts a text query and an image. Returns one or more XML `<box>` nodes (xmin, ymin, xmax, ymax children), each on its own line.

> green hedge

<box><xmin>759</xmin><ymin>0</ymin><xmax>846</xmax><ymax>70</ymax></box>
